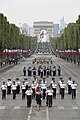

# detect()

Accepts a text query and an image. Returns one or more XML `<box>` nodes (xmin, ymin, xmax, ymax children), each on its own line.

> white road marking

<box><xmin>0</xmin><ymin>106</ymin><xmax>5</xmax><ymax>109</ymax></box>
<box><xmin>58</xmin><ymin>106</ymin><xmax>64</xmax><ymax>110</ymax></box>
<box><xmin>27</xmin><ymin>101</ymin><xmax>33</xmax><ymax>120</ymax></box>
<box><xmin>46</xmin><ymin>107</ymin><xmax>49</xmax><ymax>120</ymax></box>
<box><xmin>27</xmin><ymin>115</ymin><xmax>31</xmax><ymax>120</ymax></box>
<box><xmin>29</xmin><ymin>106</ymin><xmax>32</xmax><ymax>115</ymax></box>
<box><xmin>14</xmin><ymin>106</ymin><xmax>20</xmax><ymax>109</ymax></box>
<box><xmin>72</xmin><ymin>106</ymin><xmax>78</xmax><ymax>110</ymax></box>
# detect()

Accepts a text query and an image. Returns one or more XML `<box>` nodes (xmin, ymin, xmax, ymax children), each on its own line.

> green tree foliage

<box><xmin>0</xmin><ymin>13</ymin><xmax>37</xmax><ymax>51</ymax></box>
<box><xmin>50</xmin><ymin>15</ymin><xmax>80</xmax><ymax>51</ymax></box>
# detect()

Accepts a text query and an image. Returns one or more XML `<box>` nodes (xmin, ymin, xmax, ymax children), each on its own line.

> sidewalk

<box><xmin>0</xmin><ymin>57</ymin><xmax>27</xmax><ymax>73</ymax></box>
<box><xmin>0</xmin><ymin>63</ymin><xmax>17</xmax><ymax>73</ymax></box>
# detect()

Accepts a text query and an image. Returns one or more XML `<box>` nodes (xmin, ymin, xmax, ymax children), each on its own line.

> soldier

<box><xmin>60</xmin><ymin>79</ymin><xmax>66</xmax><ymax>99</ymax></box>
<box><xmin>40</xmin><ymin>67</ymin><xmax>43</xmax><ymax>78</ymax></box>
<box><xmin>21</xmin><ymin>81</ymin><xmax>26</xmax><ymax>99</ymax></box>
<box><xmin>46</xmin><ymin>86</ymin><xmax>53</xmax><ymax>107</ymax></box>
<box><xmin>1</xmin><ymin>82</ymin><xmax>7</xmax><ymax>99</ymax></box>
<box><xmin>33</xmin><ymin>67</ymin><xmax>36</xmax><ymax>77</ymax></box>
<box><xmin>51</xmin><ymin>78</ymin><xmax>57</xmax><ymax>99</ymax></box>
<box><xmin>23</xmin><ymin>66</ymin><xmax>26</xmax><ymax>76</ymax></box>
<box><xmin>46</xmin><ymin>67</ymin><xmax>49</xmax><ymax>77</ymax></box>
<box><xmin>27</xmin><ymin>67</ymin><xmax>32</xmax><ymax>76</ymax></box>
<box><xmin>31</xmin><ymin>81</ymin><xmax>36</xmax><ymax>98</ymax></box>
<box><xmin>35</xmin><ymin>89</ymin><xmax>42</xmax><ymax>110</ymax></box>
<box><xmin>71</xmin><ymin>80</ymin><xmax>77</xmax><ymax>99</ymax></box>
<box><xmin>24</xmin><ymin>78</ymin><xmax>29</xmax><ymax>91</ymax></box>
<box><xmin>25</xmin><ymin>86</ymin><xmax>33</xmax><ymax>107</ymax></box>
<box><xmin>57</xmin><ymin>66</ymin><xmax>61</xmax><ymax>76</ymax></box>
<box><xmin>16</xmin><ymin>78</ymin><xmax>20</xmax><ymax>94</ymax></box>
<box><xmin>38</xmin><ymin>66</ymin><xmax>41</xmax><ymax>76</ymax></box>
<box><xmin>41</xmin><ymin>80</ymin><xmax>47</xmax><ymax>99</ymax></box>
<box><xmin>6</xmin><ymin>78</ymin><xmax>12</xmax><ymax>94</ymax></box>
<box><xmin>67</xmin><ymin>77</ymin><xmax>73</xmax><ymax>94</ymax></box>
<box><xmin>12</xmin><ymin>81</ymin><xmax>17</xmax><ymax>99</ymax></box>
<box><xmin>52</xmin><ymin>66</ymin><xmax>56</xmax><ymax>76</ymax></box>
<box><xmin>58</xmin><ymin>77</ymin><xmax>63</xmax><ymax>94</ymax></box>
<box><xmin>49</xmin><ymin>66</ymin><xmax>52</xmax><ymax>76</ymax></box>
<box><xmin>42</xmin><ymin>77</ymin><xmax>47</xmax><ymax>85</ymax></box>
<box><xmin>43</xmin><ymin>66</ymin><xmax>46</xmax><ymax>76</ymax></box>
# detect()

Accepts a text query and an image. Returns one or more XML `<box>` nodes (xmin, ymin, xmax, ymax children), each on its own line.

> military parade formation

<box><xmin>0</xmin><ymin>44</ymin><xmax>77</xmax><ymax>116</ymax></box>
<box><xmin>1</xmin><ymin>62</ymin><xmax>77</xmax><ymax>110</ymax></box>
<box><xmin>0</xmin><ymin>42</ymin><xmax>78</xmax><ymax>111</ymax></box>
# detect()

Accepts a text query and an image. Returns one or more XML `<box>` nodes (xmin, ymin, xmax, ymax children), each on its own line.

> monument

<box><xmin>33</xmin><ymin>21</ymin><xmax>53</xmax><ymax>42</ymax></box>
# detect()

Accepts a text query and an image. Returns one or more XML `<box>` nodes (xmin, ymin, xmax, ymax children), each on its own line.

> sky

<box><xmin>0</xmin><ymin>0</ymin><xmax>80</xmax><ymax>27</ymax></box>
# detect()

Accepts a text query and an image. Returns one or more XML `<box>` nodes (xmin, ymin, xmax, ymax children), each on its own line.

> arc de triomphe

<box><xmin>33</xmin><ymin>21</ymin><xmax>53</xmax><ymax>42</ymax></box>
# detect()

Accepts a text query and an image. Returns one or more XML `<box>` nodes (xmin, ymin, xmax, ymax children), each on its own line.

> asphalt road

<box><xmin>0</xmin><ymin>54</ymin><xmax>80</xmax><ymax>120</ymax></box>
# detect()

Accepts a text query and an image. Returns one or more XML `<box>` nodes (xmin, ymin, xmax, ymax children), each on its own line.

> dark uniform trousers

<box><xmin>41</xmin><ymin>72</ymin><xmax>43</xmax><ymax>78</ymax></box>
<box><xmin>32</xmin><ymin>88</ymin><xmax>35</xmax><ymax>98</ymax></box>
<box><xmin>52</xmin><ymin>88</ymin><xmax>56</xmax><ymax>98</ymax></box>
<box><xmin>47</xmin><ymin>71</ymin><xmax>49</xmax><ymax>77</ymax></box>
<box><xmin>58</xmin><ymin>85</ymin><xmax>61</xmax><ymax>94</ymax></box>
<box><xmin>33</xmin><ymin>71</ymin><xmax>36</xmax><ymax>76</ymax></box>
<box><xmin>23</xmin><ymin>70</ymin><xmax>26</xmax><ymax>76</ymax></box>
<box><xmin>29</xmin><ymin>71</ymin><xmax>32</xmax><ymax>76</ymax></box>
<box><xmin>53</xmin><ymin>71</ymin><xmax>56</xmax><ymax>76</ymax></box>
<box><xmin>50</xmin><ymin>70</ymin><xmax>52</xmax><ymax>76</ymax></box>
<box><xmin>12</xmin><ymin>90</ymin><xmax>16</xmax><ymax>99</ymax></box>
<box><xmin>22</xmin><ymin>89</ymin><xmax>25</xmax><ymax>99</ymax></box>
<box><xmin>68</xmin><ymin>85</ymin><xmax>72</xmax><ymax>94</ymax></box>
<box><xmin>61</xmin><ymin>88</ymin><xmax>65</xmax><ymax>99</ymax></box>
<box><xmin>72</xmin><ymin>89</ymin><xmax>76</xmax><ymax>99</ymax></box>
<box><xmin>2</xmin><ymin>90</ymin><xmax>6</xmax><ymax>99</ymax></box>
<box><xmin>27</xmin><ymin>95</ymin><xmax>32</xmax><ymax>107</ymax></box>
<box><xmin>48</xmin><ymin>95</ymin><xmax>52</xmax><ymax>107</ymax></box>
<box><xmin>7</xmin><ymin>86</ymin><xmax>11</xmax><ymax>94</ymax></box>
<box><xmin>38</xmin><ymin>69</ymin><xmax>40</xmax><ymax>76</ymax></box>
<box><xmin>44</xmin><ymin>70</ymin><xmax>46</xmax><ymax>76</ymax></box>
<box><xmin>26</xmin><ymin>85</ymin><xmax>28</xmax><ymax>91</ymax></box>
<box><xmin>43</xmin><ymin>89</ymin><xmax>46</xmax><ymax>99</ymax></box>
<box><xmin>58</xmin><ymin>70</ymin><xmax>61</xmax><ymax>76</ymax></box>
<box><xmin>17</xmin><ymin>85</ymin><xmax>20</xmax><ymax>94</ymax></box>
<box><xmin>28</xmin><ymin>70</ymin><xmax>32</xmax><ymax>76</ymax></box>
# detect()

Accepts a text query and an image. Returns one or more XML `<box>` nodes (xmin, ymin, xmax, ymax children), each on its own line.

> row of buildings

<box><xmin>20</xmin><ymin>17</ymin><xmax>67</xmax><ymax>38</ymax></box>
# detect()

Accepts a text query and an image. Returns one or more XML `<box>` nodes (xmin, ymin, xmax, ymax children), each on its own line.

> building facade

<box><xmin>53</xmin><ymin>24</ymin><xmax>59</xmax><ymax>37</ymax></box>
<box><xmin>33</xmin><ymin>21</ymin><xmax>53</xmax><ymax>42</ymax></box>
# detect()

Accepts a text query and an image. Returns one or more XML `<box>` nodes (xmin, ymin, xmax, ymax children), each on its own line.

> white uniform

<box><xmin>6</xmin><ymin>80</ymin><xmax>12</xmax><ymax>94</ymax></box>
<box><xmin>12</xmin><ymin>84</ymin><xmax>17</xmax><ymax>99</ymax></box>
<box><xmin>60</xmin><ymin>82</ymin><xmax>66</xmax><ymax>99</ymax></box>
<box><xmin>67</xmin><ymin>79</ymin><xmax>73</xmax><ymax>94</ymax></box>
<box><xmin>25</xmin><ymin>89</ymin><xmax>33</xmax><ymax>107</ymax></box>
<box><xmin>1</xmin><ymin>85</ymin><xmax>7</xmax><ymax>90</ymax></box>
<box><xmin>46</xmin><ymin>89</ymin><xmax>53</xmax><ymax>107</ymax></box>
<box><xmin>21</xmin><ymin>84</ymin><xmax>26</xmax><ymax>99</ymax></box>
<box><xmin>21</xmin><ymin>84</ymin><xmax>26</xmax><ymax>90</ymax></box>
<box><xmin>71</xmin><ymin>83</ymin><xmax>77</xmax><ymax>99</ymax></box>
<box><xmin>12</xmin><ymin>84</ymin><xmax>17</xmax><ymax>90</ymax></box>
<box><xmin>1</xmin><ymin>84</ymin><xmax>7</xmax><ymax>99</ymax></box>
<box><xmin>71</xmin><ymin>83</ymin><xmax>77</xmax><ymax>89</ymax></box>
<box><xmin>25</xmin><ymin>81</ymin><xmax>29</xmax><ymax>90</ymax></box>
<box><xmin>67</xmin><ymin>80</ymin><xmax>73</xmax><ymax>86</ymax></box>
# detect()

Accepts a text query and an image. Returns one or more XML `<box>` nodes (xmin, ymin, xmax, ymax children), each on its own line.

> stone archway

<box><xmin>33</xmin><ymin>21</ymin><xmax>53</xmax><ymax>42</ymax></box>
<box><xmin>40</xmin><ymin>30</ymin><xmax>47</xmax><ymax>42</ymax></box>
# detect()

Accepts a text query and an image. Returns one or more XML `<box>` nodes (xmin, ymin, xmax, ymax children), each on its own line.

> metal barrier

<box><xmin>0</xmin><ymin>51</ymin><xmax>32</xmax><ymax>68</ymax></box>
<box><xmin>55</xmin><ymin>51</ymin><xmax>80</xmax><ymax>65</ymax></box>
